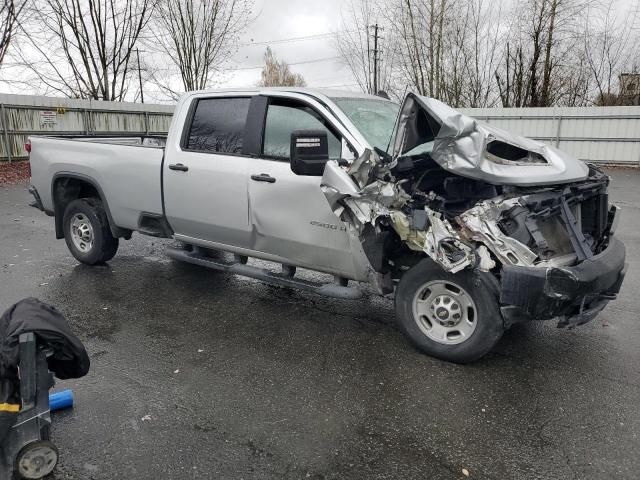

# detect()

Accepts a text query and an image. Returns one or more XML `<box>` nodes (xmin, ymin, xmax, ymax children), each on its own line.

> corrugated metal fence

<box><xmin>0</xmin><ymin>93</ymin><xmax>638</xmax><ymax>165</ymax></box>
<box><xmin>461</xmin><ymin>105</ymin><xmax>640</xmax><ymax>165</ymax></box>
<box><xmin>0</xmin><ymin>93</ymin><xmax>174</xmax><ymax>162</ymax></box>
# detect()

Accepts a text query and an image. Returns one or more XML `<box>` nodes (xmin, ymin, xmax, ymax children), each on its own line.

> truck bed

<box><xmin>69</xmin><ymin>136</ymin><xmax>166</xmax><ymax>147</ymax></box>
<box><xmin>29</xmin><ymin>135</ymin><xmax>167</xmax><ymax>232</ymax></box>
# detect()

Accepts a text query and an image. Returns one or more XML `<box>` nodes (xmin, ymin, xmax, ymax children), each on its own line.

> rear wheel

<box><xmin>395</xmin><ymin>259</ymin><xmax>504</xmax><ymax>363</ymax></box>
<box><xmin>63</xmin><ymin>198</ymin><xmax>119</xmax><ymax>265</ymax></box>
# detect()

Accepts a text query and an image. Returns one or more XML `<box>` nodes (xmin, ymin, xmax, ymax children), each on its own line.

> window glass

<box><xmin>186</xmin><ymin>97</ymin><xmax>250</xmax><ymax>154</ymax></box>
<box><xmin>263</xmin><ymin>102</ymin><xmax>341</xmax><ymax>160</ymax></box>
<box><xmin>331</xmin><ymin>97</ymin><xmax>399</xmax><ymax>152</ymax></box>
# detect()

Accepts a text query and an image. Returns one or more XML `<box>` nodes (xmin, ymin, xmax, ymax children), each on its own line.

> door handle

<box><xmin>251</xmin><ymin>173</ymin><xmax>276</xmax><ymax>183</ymax></box>
<box><xmin>169</xmin><ymin>163</ymin><xmax>189</xmax><ymax>172</ymax></box>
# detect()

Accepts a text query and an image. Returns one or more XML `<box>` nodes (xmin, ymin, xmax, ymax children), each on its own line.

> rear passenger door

<box><xmin>164</xmin><ymin>96</ymin><xmax>254</xmax><ymax>248</ymax></box>
<box><xmin>247</xmin><ymin>96</ymin><xmax>358</xmax><ymax>277</ymax></box>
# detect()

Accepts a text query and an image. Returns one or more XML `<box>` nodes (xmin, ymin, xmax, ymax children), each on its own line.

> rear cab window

<box><xmin>184</xmin><ymin>97</ymin><xmax>251</xmax><ymax>154</ymax></box>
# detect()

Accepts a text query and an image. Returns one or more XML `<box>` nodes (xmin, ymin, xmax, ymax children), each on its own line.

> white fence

<box><xmin>461</xmin><ymin>105</ymin><xmax>640</xmax><ymax>165</ymax></box>
<box><xmin>0</xmin><ymin>93</ymin><xmax>174</xmax><ymax>162</ymax></box>
<box><xmin>1</xmin><ymin>93</ymin><xmax>638</xmax><ymax>165</ymax></box>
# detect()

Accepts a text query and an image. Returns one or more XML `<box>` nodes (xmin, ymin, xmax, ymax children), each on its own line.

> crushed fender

<box><xmin>322</xmin><ymin>151</ymin><xmax>479</xmax><ymax>273</ymax></box>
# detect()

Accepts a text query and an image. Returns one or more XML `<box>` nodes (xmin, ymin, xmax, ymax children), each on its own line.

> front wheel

<box><xmin>395</xmin><ymin>259</ymin><xmax>504</xmax><ymax>363</ymax></box>
<box><xmin>63</xmin><ymin>198</ymin><xmax>119</xmax><ymax>265</ymax></box>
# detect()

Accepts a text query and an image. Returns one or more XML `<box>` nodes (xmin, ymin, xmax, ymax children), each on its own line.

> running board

<box><xmin>166</xmin><ymin>246</ymin><xmax>363</xmax><ymax>300</ymax></box>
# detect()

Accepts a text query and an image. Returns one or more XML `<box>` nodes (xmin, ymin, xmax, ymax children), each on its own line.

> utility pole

<box><xmin>370</xmin><ymin>24</ymin><xmax>383</xmax><ymax>95</ymax></box>
<box><xmin>136</xmin><ymin>48</ymin><xmax>144</xmax><ymax>104</ymax></box>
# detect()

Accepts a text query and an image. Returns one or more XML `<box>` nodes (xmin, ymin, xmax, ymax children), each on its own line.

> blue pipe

<box><xmin>49</xmin><ymin>389</ymin><xmax>74</xmax><ymax>412</ymax></box>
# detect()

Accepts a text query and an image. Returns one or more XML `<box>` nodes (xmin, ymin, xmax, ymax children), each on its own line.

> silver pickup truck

<box><xmin>28</xmin><ymin>88</ymin><xmax>626</xmax><ymax>363</ymax></box>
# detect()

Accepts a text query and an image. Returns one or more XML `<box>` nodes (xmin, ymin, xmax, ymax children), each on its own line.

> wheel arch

<box><xmin>51</xmin><ymin>173</ymin><xmax>131</xmax><ymax>239</ymax></box>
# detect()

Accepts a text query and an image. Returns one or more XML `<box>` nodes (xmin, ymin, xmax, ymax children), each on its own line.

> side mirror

<box><xmin>290</xmin><ymin>129</ymin><xmax>329</xmax><ymax>176</ymax></box>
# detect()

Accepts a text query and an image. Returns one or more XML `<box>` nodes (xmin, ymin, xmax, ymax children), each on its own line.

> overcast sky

<box><xmin>2</xmin><ymin>0</ymin><xmax>637</xmax><ymax>101</ymax></box>
<box><xmin>210</xmin><ymin>0</ymin><xmax>639</xmax><ymax>91</ymax></box>
<box><xmin>220</xmin><ymin>0</ymin><xmax>357</xmax><ymax>90</ymax></box>
<box><xmin>0</xmin><ymin>0</ymin><xmax>360</xmax><ymax>101</ymax></box>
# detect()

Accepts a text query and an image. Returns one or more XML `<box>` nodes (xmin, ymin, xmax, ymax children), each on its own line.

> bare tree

<box><xmin>557</xmin><ymin>48</ymin><xmax>592</xmax><ymax>106</ymax></box>
<box><xmin>584</xmin><ymin>1</ymin><xmax>637</xmax><ymax>105</ymax></box>
<box><xmin>0</xmin><ymin>0</ymin><xmax>26</xmax><ymax>66</ymax></box>
<box><xmin>496</xmin><ymin>42</ymin><xmax>528</xmax><ymax>107</ymax></box>
<box><xmin>335</xmin><ymin>0</ymin><xmax>397</xmax><ymax>95</ymax></box>
<box><xmin>17</xmin><ymin>0</ymin><xmax>155</xmax><ymax>100</ymax></box>
<box><xmin>379</xmin><ymin>0</ymin><xmax>502</xmax><ymax>107</ymax></box>
<box><xmin>339</xmin><ymin>0</ymin><xmax>638</xmax><ymax>109</ymax></box>
<box><xmin>3</xmin><ymin>0</ymin><xmax>637</xmax><ymax>109</ymax></box>
<box><xmin>495</xmin><ymin>0</ymin><xmax>591</xmax><ymax>107</ymax></box>
<box><xmin>389</xmin><ymin>0</ymin><xmax>451</xmax><ymax>98</ymax></box>
<box><xmin>258</xmin><ymin>47</ymin><xmax>306</xmax><ymax>87</ymax></box>
<box><xmin>150</xmin><ymin>0</ymin><xmax>252</xmax><ymax>98</ymax></box>
<box><xmin>446</xmin><ymin>0</ymin><xmax>502</xmax><ymax>107</ymax></box>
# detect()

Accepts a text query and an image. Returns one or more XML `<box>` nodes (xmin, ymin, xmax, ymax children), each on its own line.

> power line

<box><xmin>306</xmin><ymin>73</ymin><xmax>356</xmax><ymax>83</ymax></box>
<box><xmin>314</xmin><ymin>82</ymin><xmax>361</xmax><ymax>88</ymax></box>
<box><xmin>239</xmin><ymin>29</ymin><xmax>364</xmax><ymax>48</ymax></box>
<box><xmin>226</xmin><ymin>56</ymin><xmax>344</xmax><ymax>72</ymax></box>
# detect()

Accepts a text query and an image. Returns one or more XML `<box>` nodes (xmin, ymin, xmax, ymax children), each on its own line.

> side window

<box><xmin>262</xmin><ymin>100</ymin><xmax>341</xmax><ymax>160</ymax></box>
<box><xmin>185</xmin><ymin>97</ymin><xmax>251</xmax><ymax>154</ymax></box>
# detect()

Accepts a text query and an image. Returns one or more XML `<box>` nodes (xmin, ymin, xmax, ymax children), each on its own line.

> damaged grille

<box><xmin>458</xmin><ymin>166</ymin><xmax>611</xmax><ymax>269</ymax></box>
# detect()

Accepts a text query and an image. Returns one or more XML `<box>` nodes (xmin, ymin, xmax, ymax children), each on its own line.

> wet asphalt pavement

<box><xmin>1</xmin><ymin>168</ymin><xmax>639</xmax><ymax>480</ymax></box>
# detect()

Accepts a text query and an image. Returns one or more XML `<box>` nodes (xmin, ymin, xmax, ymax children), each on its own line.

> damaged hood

<box><xmin>390</xmin><ymin>93</ymin><xmax>588</xmax><ymax>186</ymax></box>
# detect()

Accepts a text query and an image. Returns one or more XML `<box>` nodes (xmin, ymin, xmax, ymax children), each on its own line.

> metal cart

<box><xmin>1</xmin><ymin>333</ymin><xmax>58</xmax><ymax>479</ymax></box>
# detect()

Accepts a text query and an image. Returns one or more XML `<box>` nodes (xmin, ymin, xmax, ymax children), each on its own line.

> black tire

<box><xmin>395</xmin><ymin>259</ymin><xmax>504</xmax><ymax>363</ymax></box>
<box><xmin>62</xmin><ymin>198</ymin><xmax>119</xmax><ymax>265</ymax></box>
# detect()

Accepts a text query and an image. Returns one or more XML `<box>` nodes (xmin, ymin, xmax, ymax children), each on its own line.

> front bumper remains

<box><xmin>499</xmin><ymin>236</ymin><xmax>626</xmax><ymax>328</ymax></box>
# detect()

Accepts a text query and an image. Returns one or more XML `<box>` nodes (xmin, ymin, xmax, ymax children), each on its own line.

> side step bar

<box><xmin>166</xmin><ymin>246</ymin><xmax>363</xmax><ymax>300</ymax></box>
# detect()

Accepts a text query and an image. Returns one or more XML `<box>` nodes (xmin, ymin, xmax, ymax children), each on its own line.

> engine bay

<box><xmin>322</xmin><ymin>147</ymin><xmax>616</xmax><ymax>283</ymax></box>
<box><xmin>385</xmin><ymin>151</ymin><xmax>613</xmax><ymax>272</ymax></box>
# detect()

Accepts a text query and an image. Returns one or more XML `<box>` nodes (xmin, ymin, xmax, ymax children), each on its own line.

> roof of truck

<box><xmin>186</xmin><ymin>87</ymin><xmax>396</xmax><ymax>102</ymax></box>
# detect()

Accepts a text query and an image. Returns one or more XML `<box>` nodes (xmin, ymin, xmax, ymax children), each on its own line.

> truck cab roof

<box><xmin>180</xmin><ymin>87</ymin><xmax>397</xmax><ymax>103</ymax></box>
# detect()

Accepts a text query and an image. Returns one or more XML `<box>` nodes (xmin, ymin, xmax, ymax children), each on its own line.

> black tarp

<box><xmin>0</xmin><ymin>298</ymin><xmax>90</xmax><ymax>443</ymax></box>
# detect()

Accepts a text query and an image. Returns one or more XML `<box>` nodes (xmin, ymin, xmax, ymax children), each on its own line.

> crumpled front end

<box><xmin>391</xmin><ymin>93</ymin><xmax>589</xmax><ymax>186</ymax></box>
<box><xmin>321</xmin><ymin>95</ymin><xmax>626</xmax><ymax>327</ymax></box>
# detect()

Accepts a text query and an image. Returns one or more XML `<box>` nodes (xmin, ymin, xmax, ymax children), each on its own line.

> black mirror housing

<box><xmin>290</xmin><ymin>129</ymin><xmax>329</xmax><ymax>176</ymax></box>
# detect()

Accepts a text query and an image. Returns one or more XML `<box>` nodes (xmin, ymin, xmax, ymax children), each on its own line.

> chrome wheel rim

<box><xmin>18</xmin><ymin>444</ymin><xmax>58</xmax><ymax>478</ymax></box>
<box><xmin>412</xmin><ymin>280</ymin><xmax>477</xmax><ymax>345</ymax></box>
<box><xmin>70</xmin><ymin>213</ymin><xmax>94</xmax><ymax>253</ymax></box>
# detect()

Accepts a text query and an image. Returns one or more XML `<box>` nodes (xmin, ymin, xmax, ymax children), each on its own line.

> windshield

<box><xmin>331</xmin><ymin>97</ymin><xmax>400</xmax><ymax>152</ymax></box>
